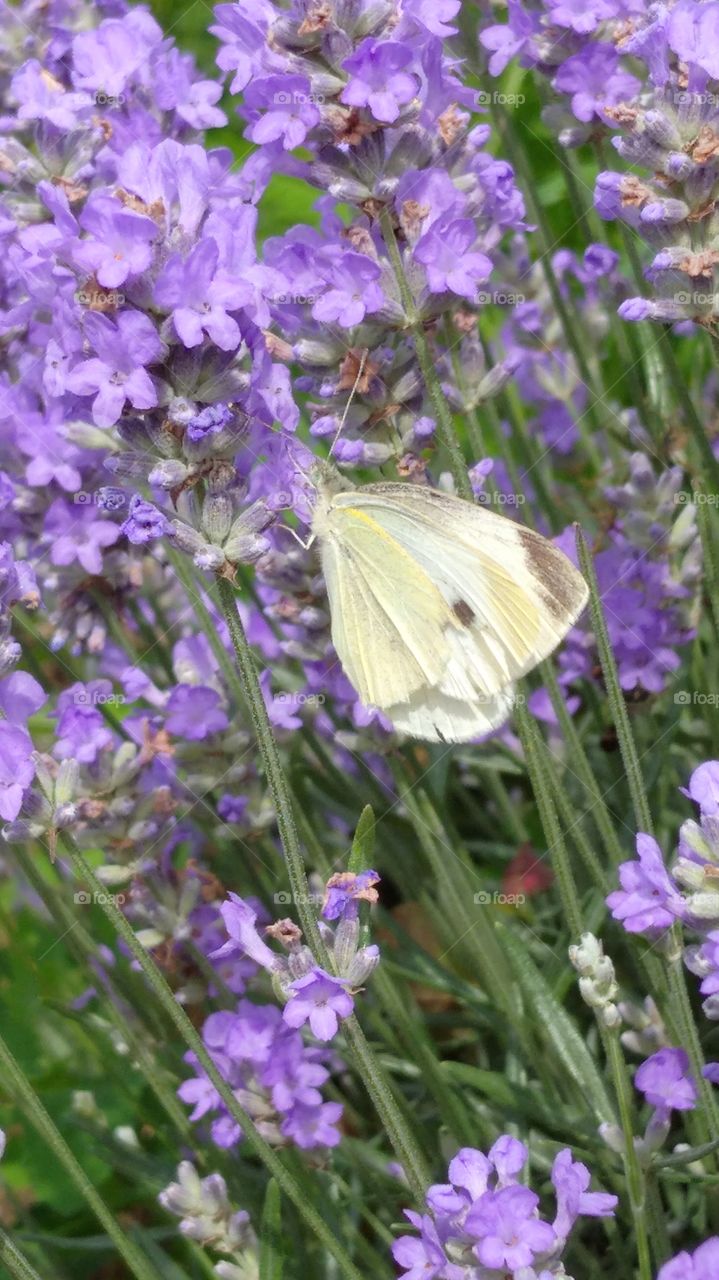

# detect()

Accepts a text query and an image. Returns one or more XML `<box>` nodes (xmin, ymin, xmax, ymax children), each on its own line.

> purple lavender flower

<box><xmin>394</xmin><ymin>1137</ymin><xmax>616</xmax><ymax>1280</ymax></box>
<box><xmin>553</xmin><ymin>46</ymin><xmax>641</xmax><ymax>124</ymax></box>
<box><xmin>153</xmin><ymin>239</ymin><xmax>241</xmax><ymax>351</ymax></box>
<box><xmin>322</xmin><ymin>870</ymin><xmax>380</xmax><ymax>921</ymax></box>
<box><xmin>606</xmin><ymin>834</ymin><xmax>686</xmax><ymax>935</ymax></box>
<box><xmin>341</xmin><ymin>41</ymin><xmax>419</xmax><ymax>124</ymax></box>
<box><xmin>311</xmin><ymin>253</ymin><xmax>385</xmax><ymax>327</ymax></box>
<box><xmin>244</xmin><ymin>75</ymin><xmax>321</xmax><ymax>149</ymax></box>
<box><xmin>283</xmin><ymin>968</ymin><xmax>354</xmax><ymax>1042</ymax></box>
<box><xmin>121</xmin><ymin>497</ymin><xmax>170</xmax><ymax>546</ymax></box>
<box><xmin>0</xmin><ymin>671</ymin><xmax>46</xmax><ymax>726</ymax></box>
<box><xmin>73</xmin><ymin>196</ymin><xmax>159</xmax><ymax>288</ymax></box>
<box><xmin>46</xmin><ymin>500</ymin><xmax>120</xmax><ymax>575</ymax></box>
<box><xmin>414</xmin><ymin>219</ymin><xmax>493</xmax><ymax>300</ymax></box>
<box><xmin>0</xmin><ymin>724</ymin><xmax>35</xmax><ymax>821</ymax></box>
<box><xmin>179</xmin><ymin>998</ymin><xmax>342</xmax><ymax>1152</ymax></box>
<box><xmin>658</xmin><ymin>1236</ymin><xmax>719</xmax><ymax>1279</ymax></box>
<box><xmin>635</xmin><ymin>1047</ymin><xmax>698</xmax><ymax>1112</ymax></box>
<box><xmin>466</xmin><ymin>1184</ymin><xmax>556</xmax><ymax>1270</ymax></box>
<box><xmin>685</xmin><ymin>762</ymin><xmax>719</xmax><ymax>817</ymax></box>
<box><xmin>165</xmin><ymin>686</ymin><xmax>229</xmax><ymax>742</ymax></box>
<box><xmin>53</xmin><ymin>682</ymin><xmax>114</xmax><ymax>765</ymax></box>
<box><xmin>214</xmin><ymin>894</ymin><xmax>279</xmax><ymax>971</ymax></box>
<box><xmin>65</xmin><ymin>312</ymin><xmax>164</xmax><ymax>427</ymax></box>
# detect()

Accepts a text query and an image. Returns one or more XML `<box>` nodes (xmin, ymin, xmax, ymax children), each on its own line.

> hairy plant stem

<box><xmin>214</xmin><ymin>573</ymin><xmax>431</xmax><ymax>1200</ymax></box>
<box><xmin>539</xmin><ymin>660</ymin><xmax>626</xmax><ymax>869</ymax></box>
<box><xmin>379</xmin><ymin>206</ymin><xmax>472</xmax><ymax>500</ymax></box>
<box><xmin>0</xmin><ymin>1232</ymin><xmax>44</xmax><ymax>1280</ymax></box>
<box><xmin>514</xmin><ymin>701</ymin><xmax>585</xmax><ymax>936</ymax></box>
<box><xmin>601</xmin><ymin>1028</ymin><xmax>652</xmax><ymax>1280</ymax></box>
<box><xmin>576</xmin><ymin>528</ymin><xmax>653</xmax><ymax>835</ymax></box>
<box><xmin>0</xmin><ymin>1029</ymin><xmax>163</xmax><ymax>1280</ymax></box>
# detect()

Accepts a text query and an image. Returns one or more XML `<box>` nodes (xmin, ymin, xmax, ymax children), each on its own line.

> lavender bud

<box><xmin>148</xmin><ymin>459</ymin><xmax>189</xmax><ymax>489</ymax></box>
<box><xmin>201</xmin><ymin>493</ymin><xmax>234</xmax><ymax>545</ymax></box>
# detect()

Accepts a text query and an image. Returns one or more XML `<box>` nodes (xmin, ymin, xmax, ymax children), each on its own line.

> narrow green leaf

<box><xmin>348</xmin><ymin>805</ymin><xmax>376</xmax><ymax>872</ymax></box>
<box><xmin>260</xmin><ymin>1179</ymin><xmax>283</xmax><ymax>1280</ymax></box>
<box><xmin>497</xmin><ymin>923</ymin><xmax>615</xmax><ymax>1125</ymax></box>
<box><xmin>657</xmin><ymin>1135</ymin><xmax>719</xmax><ymax>1168</ymax></box>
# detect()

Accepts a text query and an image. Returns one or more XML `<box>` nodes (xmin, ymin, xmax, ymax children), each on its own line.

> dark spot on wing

<box><xmin>518</xmin><ymin>528</ymin><xmax>569</xmax><ymax>620</ymax></box>
<box><xmin>452</xmin><ymin>599</ymin><xmax>475</xmax><ymax>626</ymax></box>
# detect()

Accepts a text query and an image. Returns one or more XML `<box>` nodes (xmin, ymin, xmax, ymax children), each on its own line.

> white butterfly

<box><xmin>307</xmin><ymin>462</ymin><xmax>588</xmax><ymax>743</ymax></box>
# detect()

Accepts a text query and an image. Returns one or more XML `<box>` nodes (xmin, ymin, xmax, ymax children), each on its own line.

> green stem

<box><xmin>514</xmin><ymin>701</ymin><xmax>584</xmax><ymax>936</ymax></box>
<box><xmin>0</xmin><ymin>1232</ymin><xmax>44</xmax><ymax>1280</ymax></box>
<box><xmin>602</xmin><ymin>1029</ymin><xmax>652</xmax><ymax>1280</ymax></box>
<box><xmin>379</xmin><ymin>207</ymin><xmax>472</xmax><ymax>499</ymax></box>
<box><xmin>539</xmin><ymin>659</ymin><xmax>626</xmax><ymax>868</ymax></box>
<box><xmin>0</xmin><ymin>1031</ymin><xmax>163</xmax><ymax>1280</ymax></box>
<box><xmin>61</xmin><ymin>839</ymin><xmax>366</xmax><ymax>1280</ymax></box>
<box><xmin>657</xmin><ymin>328</ymin><xmax>719</xmax><ymax>495</ymax></box>
<box><xmin>576</xmin><ymin>527</ymin><xmax>653</xmax><ymax>835</ymax></box>
<box><xmin>214</xmin><ymin>574</ymin><xmax>432</xmax><ymax>1201</ymax></box>
<box><xmin>665</xmin><ymin>934</ymin><xmax>719</xmax><ymax>1144</ymax></box>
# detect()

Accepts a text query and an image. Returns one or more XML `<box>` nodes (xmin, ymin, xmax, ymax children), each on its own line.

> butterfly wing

<box><xmin>317</xmin><ymin>504</ymin><xmax>453</xmax><ymax>709</ymax></box>
<box><xmin>338</xmin><ymin>483</ymin><xmax>588</xmax><ymax>698</ymax></box>
<box><xmin>385</xmin><ymin>684</ymin><xmax>518</xmax><ymax>744</ymax></box>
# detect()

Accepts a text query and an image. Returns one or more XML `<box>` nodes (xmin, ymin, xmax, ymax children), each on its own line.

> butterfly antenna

<box><xmin>329</xmin><ymin>348</ymin><xmax>368</xmax><ymax>458</ymax></box>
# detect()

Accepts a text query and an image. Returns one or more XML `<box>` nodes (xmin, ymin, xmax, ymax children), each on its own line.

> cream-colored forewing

<box><xmin>334</xmin><ymin>484</ymin><xmax>588</xmax><ymax>696</ymax></box>
<box><xmin>318</xmin><ymin>504</ymin><xmax>452</xmax><ymax>709</ymax></box>
<box><xmin>386</xmin><ymin>685</ymin><xmax>517</xmax><ymax>744</ymax></box>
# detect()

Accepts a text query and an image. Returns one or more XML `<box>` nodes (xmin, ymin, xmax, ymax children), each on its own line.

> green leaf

<box><xmin>497</xmin><ymin>923</ymin><xmax>615</xmax><ymax>1125</ymax></box>
<box><xmin>260</xmin><ymin>1178</ymin><xmax>283</xmax><ymax>1280</ymax></box>
<box><xmin>657</xmin><ymin>1136</ymin><xmax>719</xmax><ymax>1168</ymax></box>
<box><xmin>348</xmin><ymin>806</ymin><xmax>375</xmax><ymax>873</ymax></box>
